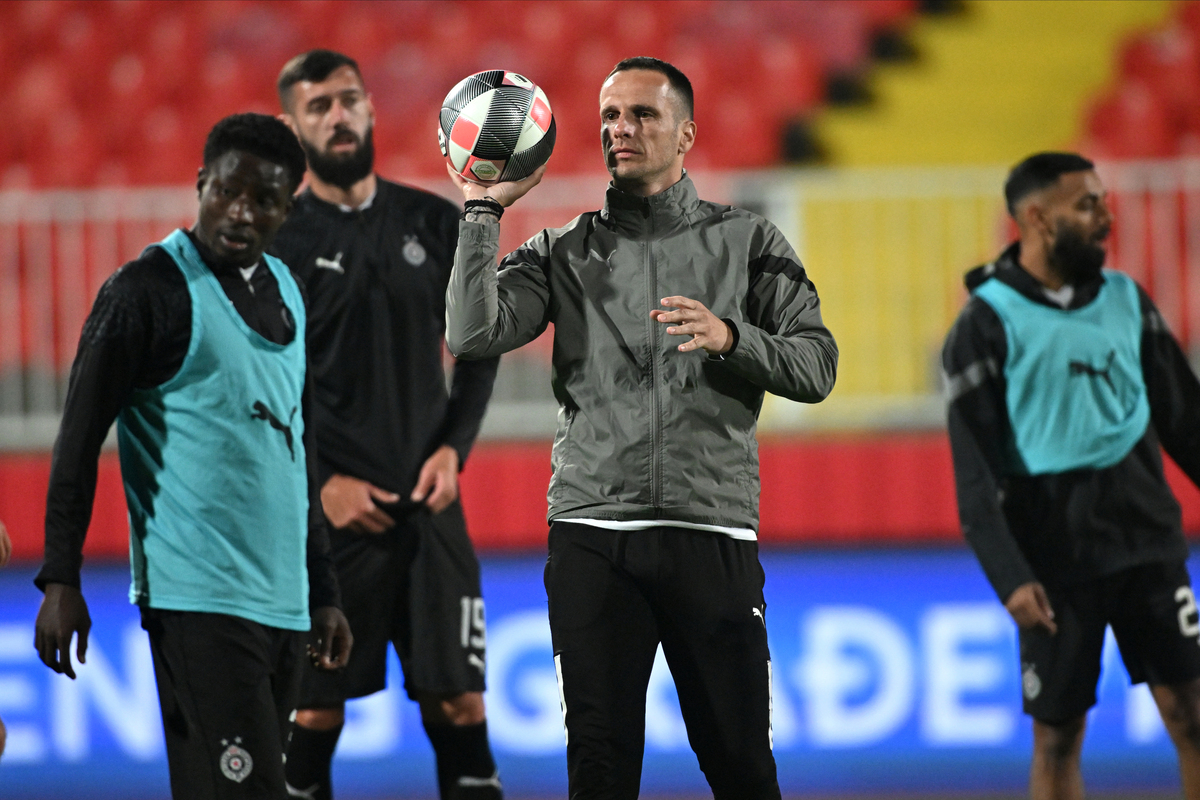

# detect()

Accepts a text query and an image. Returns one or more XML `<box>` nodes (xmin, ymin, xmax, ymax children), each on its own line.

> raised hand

<box><xmin>447</xmin><ymin>162</ymin><xmax>548</xmax><ymax>208</ymax></box>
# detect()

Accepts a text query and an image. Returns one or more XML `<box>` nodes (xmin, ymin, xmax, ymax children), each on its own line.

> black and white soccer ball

<box><xmin>439</xmin><ymin>70</ymin><xmax>555</xmax><ymax>185</ymax></box>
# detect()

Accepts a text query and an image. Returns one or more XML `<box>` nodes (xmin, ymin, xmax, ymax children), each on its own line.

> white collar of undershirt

<box><xmin>239</xmin><ymin>262</ymin><xmax>259</xmax><ymax>290</ymax></box>
<box><xmin>1043</xmin><ymin>283</ymin><xmax>1074</xmax><ymax>308</ymax></box>
<box><xmin>337</xmin><ymin>188</ymin><xmax>377</xmax><ymax>213</ymax></box>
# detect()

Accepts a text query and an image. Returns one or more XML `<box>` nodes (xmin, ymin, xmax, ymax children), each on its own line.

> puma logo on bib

<box><xmin>251</xmin><ymin>401</ymin><xmax>297</xmax><ymax>461</ymax></box>
<box><xmin>1068</xmin><ymin>349</ymin><xmax>1116</xmax><ymax>391</ymax></box>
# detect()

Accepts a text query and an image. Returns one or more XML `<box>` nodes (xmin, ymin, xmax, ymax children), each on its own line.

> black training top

<box><xmin>269</xmin><ymin>178</ymin><xmax>499</xmax><ymax>503</ymax></box>
<box><xmin>942</xmin><ymin>243</ymin><xmax>1200</xmax><ymax>602</ymax></box>
<box><xmin>37</xmin><ymin>230</ymin><xmax>341</xmax><ymax>611</ymax></box>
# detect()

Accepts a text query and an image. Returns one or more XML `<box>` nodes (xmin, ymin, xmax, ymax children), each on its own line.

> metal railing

<box><xmin>1</xmin><ymin>161</ymin><xmax>1196</xmax><ymax>448</ymax></box>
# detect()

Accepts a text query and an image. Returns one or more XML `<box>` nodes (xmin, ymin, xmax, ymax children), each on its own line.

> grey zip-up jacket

<box><xmin>447</xmin><ymin>175</ymin><xmax>837</xmax><ymax>532</ymax></box>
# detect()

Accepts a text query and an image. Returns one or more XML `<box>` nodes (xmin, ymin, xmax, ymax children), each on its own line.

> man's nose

<box><xmin>610</xmin><ymin>113</ymin><xmax>634</xmax><ymax>137</ymax></box>
<box><xmin>329</xmin><ymin>99</ymin><xmax>352</xmax><ymax>125</ymax></box>
<box><xmin>227</xmin><ymin>194</ymin><xmax>254</xmax><ymax>223</ymax></box>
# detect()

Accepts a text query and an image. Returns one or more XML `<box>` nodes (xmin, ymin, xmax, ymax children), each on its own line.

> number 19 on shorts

<box><xmin>460</xmin><ymin>596</ymin><xmax>486</xmax><ymax>650</ymax></box>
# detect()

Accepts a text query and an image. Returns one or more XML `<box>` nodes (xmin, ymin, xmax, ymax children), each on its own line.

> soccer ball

<box><xmin>439</xmin><ymin>70</ymin><xmax>555</xmax><ymax>185</ymax></box>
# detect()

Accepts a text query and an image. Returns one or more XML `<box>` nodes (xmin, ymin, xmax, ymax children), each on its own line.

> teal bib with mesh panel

<box><xmin>117</xmin><ymin>229</ymin><xmax>310</xmax><ymax>630</ymax></box>
<box><xmin>974</xmin><ymin>269</ymin><xmax>1149</xmax><ymax>475</ymax></box>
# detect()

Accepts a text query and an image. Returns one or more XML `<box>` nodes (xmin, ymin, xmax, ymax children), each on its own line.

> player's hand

<box><xmin>650</xmin><ymin>296</ymin><xmax>733</xmax><ymax>355</ymax></box>
<box><xmin>411</xmin><ymin>445</ymin><xmax>459</xmax><ymax>514</ymax></box>
<box><xmin>447</xmin><ymin>162</ymin><xmax>547</xmax><ymax>208</ymax></box>
<box><xmin>1005</xmin><ymin>581</ymin><xmax>1057</xmax><ymax>635</ymax></box>
<box><xmin>321</xmin><ymin>474</ymin><xmax>399</xmax><ymax>534</ymax></box>
<box><xmin>0</xmin><ymin>520</ymin><xmax>10</xmax><ymax>568</ymax></box>
<box><xmin>308</xmin><ymin>606</ymin><xmax>353</xmax><ymax>671</ymax></box>
<box><xmin>34</xmin><ymin>583</ymin><xmax>91</xmax><ymax>680</ymax></box>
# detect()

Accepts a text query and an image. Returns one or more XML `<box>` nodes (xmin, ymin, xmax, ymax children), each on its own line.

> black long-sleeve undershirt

<box><xmin>36</xmin><ymin>230</ymin><xmax>340</xmax><ymax>612</ymax></box>
<box><xmin>943</xmin><ymin>248</ymin><xmax>1199</xmax><ymax>602</ymax></box>
<box><xmin>269</xmin><ymin>179</ymin><xmax>499</xmax><ymax>500</ymax></box>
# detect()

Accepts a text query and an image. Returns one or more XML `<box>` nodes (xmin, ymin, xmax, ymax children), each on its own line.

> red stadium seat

<box><xmin>129</xmin><ymin>106</ymin><xmax>205</xmax><ymax>186</ymax></box>
<box><xmin>853</xmin><ymin>0</ymin><xmax>921</xmax><ymax>31</ymax></box>
<box><xmin>1086</xmin><ymin>79</ymin><xmax>1176</xmax><ymax>159</ymax></box>
<box><xmin>1179</xmin><ymin>0</ymin><xmax>1200</xmax><ymax>39</ymax></box>
<box><xmin>1</xmin><ymin>0</ymin><xmax>929</xmax><ymax>183</ymax></box>
<box><xmin>755</xmin><ymin>39</ymin><xmax>824</xmax><ymax>117</ymax></box>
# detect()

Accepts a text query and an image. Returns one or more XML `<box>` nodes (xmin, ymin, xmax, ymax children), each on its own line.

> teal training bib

<box><xmin>974</xmin><ymin>270</ymin><xmax>1149</xmax><ymax>475</ymax></box>
<box><xmin>118</xmin><ymin>229</ymin><xmax>311</xmax><ymax>630</ymax></box>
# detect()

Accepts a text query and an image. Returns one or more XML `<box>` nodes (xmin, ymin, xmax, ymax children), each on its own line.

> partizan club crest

<box><xmin>402</xmin><ymin>235</ymin><xmax>427</xmax><ymax>267</ymax></box>
<box><xmin>1022</xmin><ymin>663</ymin><xmax>1042</xmax><ymax>700</ymax></box>
<box><xmin>219</xmin><ymin>739</ymin><xmax>253</xmax><ymax>783</ymax></box>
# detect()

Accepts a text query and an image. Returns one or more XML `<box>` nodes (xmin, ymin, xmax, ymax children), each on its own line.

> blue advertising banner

<box><xmin>0</xmin><ymin>548</ymin><xmax>1190</xmax><ymax>798</ymax></box>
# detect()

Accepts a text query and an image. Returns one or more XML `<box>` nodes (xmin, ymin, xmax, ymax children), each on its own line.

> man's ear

<box><xmin>196</xmin><ymin>167</ymin><xmax>209</xmax><ymax>198</ymax></box>
<box><xmin>1019</xmin><ymin>197</ymin><xmax>1051</xmax><ymax>239</ymax></box>
<box><xmin>678</xmin><ymin>119</ymin><xmax>697</xmax><ymax>156</ymax></box>
<box><xmin>278</xmin><ymin>112</ymin><xmax>300</xmax><ymax>138</ymax></box>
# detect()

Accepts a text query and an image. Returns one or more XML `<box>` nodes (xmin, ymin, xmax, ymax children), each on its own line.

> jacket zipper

<box><xmin>645</xmin><ymin>214</ymin><xmax>663</xmax><ymax>511</ymax></box>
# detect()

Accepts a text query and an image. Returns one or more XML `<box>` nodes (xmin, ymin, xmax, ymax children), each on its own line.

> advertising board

<box><xmin>0</xmin><ymin>549</ymin><xmax>1187</xmax><ymax>797</ymax></box>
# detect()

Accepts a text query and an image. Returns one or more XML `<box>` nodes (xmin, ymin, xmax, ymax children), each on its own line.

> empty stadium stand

<box><xmin>1084</xmin><ymin>0</ymin><xmax>1200</xmax><ymax>158</ymax></box>
<box><xmin>813</xmin><ymin>0</ymin><xmax>1174</xmax><ymax>165</ymax></box>
<box><xmin>1</xmin><ymin>0</ymin><xmax>925</xmax><ymax>186</ymax></box>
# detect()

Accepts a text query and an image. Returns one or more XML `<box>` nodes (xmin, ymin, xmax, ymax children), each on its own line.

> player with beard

<box><xmin>269</xmin><ymin>51</ymin><xmax>502</xmax><ymax>800</ymax></box>
<box><xmin>944</xmin><ymin>152</ymin><xmax>1200</xmax><ymax>799</ymax></box>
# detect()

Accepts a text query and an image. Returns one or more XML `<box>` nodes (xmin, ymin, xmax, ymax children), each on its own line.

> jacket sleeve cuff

<box><xmin>707</xmin><ymin>318</ymin><xmax>740</xmax><ymax>361</ymax></box>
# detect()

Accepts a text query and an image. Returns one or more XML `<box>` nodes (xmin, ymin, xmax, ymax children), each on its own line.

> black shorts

<box><xmin>299</xmin><ymin>499</ymin><xmax>486</xmax><ymax>706</ymax></box>
<box><xmin>1020</xmin><ymin>560</ymin><xmax>1200</xmax><ymax>723</ymax></box>
<box><xmin>141</xmin><ymin>608</ymin><xmax>306</xmax><ymax>800</ymax></box>
<box><xmin>546</xmin><ymin>522</ymin><xmax>780</xmax><ymax>800</ymax></box>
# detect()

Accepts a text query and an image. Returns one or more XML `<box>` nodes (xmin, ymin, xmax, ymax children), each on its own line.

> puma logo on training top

<box><xmin>314</xmin><ymin>252</ymin><xmax>344</xmax><ymax>273</ymax></box>
<box><xmin>250</xmin><ymin>401</ymin><xmax>297</xmax><ymax>461</ymax></box>
<box><xmin>1068</xmin><ymin>349</ymin><xmax>1116</xmax><ymax>391</ymax></box>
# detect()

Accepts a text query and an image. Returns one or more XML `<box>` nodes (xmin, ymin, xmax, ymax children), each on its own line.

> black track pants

<box><xmin>545</xmin><ymin>522</ymin><xmax>780</xmax><ymax>800</ymax></box>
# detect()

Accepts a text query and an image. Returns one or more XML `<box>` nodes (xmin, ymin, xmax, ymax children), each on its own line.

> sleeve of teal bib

<box><xmin>943</xmin><ymin>297</ymin><xmax>1037</xmax><ymax>603</ymax></box>
<box><xmin>720</xmin><ymin>220</ymin><xmax>838</xmax><ymax>402</ymax></box>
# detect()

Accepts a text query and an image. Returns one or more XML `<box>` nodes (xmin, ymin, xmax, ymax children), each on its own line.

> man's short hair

<box><xmin>277</xmin><ymin>49</ymin><xmax>363</xmax><ymax>111</ymax></box>
<box><xmin>202</xmin><ymin>113</ymin><xmax>307</xmax><ymax>192</ymax></box>
<box><xmin>607</xmin><ymin>56</ymin><xmax>694</xmax><ymax>121</ymax></box>
<box><xmin>1004</xmin><ymin>152</ymin><xmax>1095</xmax><ymax>217</ymax></box>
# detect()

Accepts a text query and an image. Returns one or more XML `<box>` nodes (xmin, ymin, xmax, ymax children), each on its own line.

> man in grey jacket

<box><xmin>446</xmin><ymin>57</ymin><xmax>837</xmax><ymax>799</ymax></box>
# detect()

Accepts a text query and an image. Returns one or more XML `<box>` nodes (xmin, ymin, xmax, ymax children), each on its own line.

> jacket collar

<box><xmin>966</xmin><ymin>242</ymin><xmax>1106</xmax><ymax>310</ymax></box>
<box><xmin>601</xmin><ymin>171</ymin><xmax>700</xmax><ymax>238</ymax></box>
